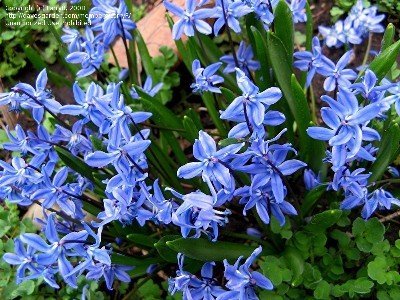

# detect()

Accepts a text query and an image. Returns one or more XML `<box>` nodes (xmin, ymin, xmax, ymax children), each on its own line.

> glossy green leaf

<box><xmin>381</xmin><ymin>23</ymin><xmax>395</xmax><ymax>52</ymax></box>
<box><xmin>127</xmin><ymin>233</ymin><xmax>157</xmax><ymax>248</ymax></box>
<box><xmin>183</xmin><ymin>116</ymin><xmax>200</xmax><ymax>142</ymax></box>
<box><xmin>166</xmin><ymin>238</ymin><xmax>258</xmax><ymax>262</ymax></box>
<box><xmin>305</xmin><ymin>209</ymin><xmax>342</xmax><ymax>232</ymax></box>
<box><xmin>201</xmin><ymin>92</ymin><xmax>228</xmax><ymax>137</ymax></box>
<box><xmin>155</xmin><ymin>235</ymin><xmax>182</xmax><ymax>263</ymax></box>
<box><xmin>305</xmin><ymin>1</ymin><xmax>313</xmax><ymax>51</ymax></box>
<box><xmin>274</xmin><ymin>0</ymin><xmax>294</xmax><ymax>65</ymax></box>
<box><xmin>266</xmin><ymin>32</ymin><xmax>325</xmax><ymax>170</ymax></box>
<box><xmin>283</xmin><ymin>246</ymin><xmax>304</xmax><ymax>284</ymax></box>
<box><xmin>368</xmin><ymin>39</ymin><xmax>400</xmax><ymax>81</ymax></box>
<box><xmin>134</xmin><ymin>30</ymin><xmax>157</xmax><ymax>81</ymax></box>
<box><xmin>300</xmin><ymin>184</ymin><xmax>328</xmax><ymax>217</ymax></box>
<box><xmin>55</xmin><ymin>146</ymin><xmax>94</xmax><ymax>181</ymax></box>
<box><xmin>220</xmin><ymin>87</ymin><xmax>237</xmax><ymax>104</ymax></box>
<box><xmin>369</xmin><ymin>122</ymin><xmax>400</xmax><ymax>182</ymax></box>
<box><xmin>250</xmin><ymin>26</ymin><xmax>272</xmax><ymax>89</ymax></box>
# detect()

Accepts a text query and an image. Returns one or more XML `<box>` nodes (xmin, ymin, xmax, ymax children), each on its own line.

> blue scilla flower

<box><xmin>3</xmin><ymin>125</ymin><xmax>38</xmax><ymax>156</ymax></box>
<box><xmin>95</xmin><ymin>185</ymin><xmax>154</xmax><ymax>227</ymax></box>
<box><xmin>169</xmin><ymin>189</ymin><xmax>231</xmax><ymax>241</ymax></box>
<box><xmin>13</xmin><ymin>70</ymin><xmax>62</xmax><ymax>123</ymax></box>
<box><xmin>148</xmin><ymin>179</ymin><xmax>178</xmax><ymax>224</ymax></box>
<box><xmin>60</xmin><ymin>82</ymin><xmax>105</xmax><ymax>125</ymax></box>
<box><xmin>220</xmin><ymin>42</ymin><xmax>260</xmax><ymax>75</ymax></box>
<box><xmin>164</xmin><ymin>0</ymin><xmax>215</xmax><ymax>40</ymax></box>
<box><xmin>130</xmin><ymin>76</ymin><xmax>164</xmax><ymax>99</ymax></box>
<box><xmin>177</xmin><ymin>130</ymin><xmax>243</xmax><ymax>191</ymax></box>
<box><xmin>169</xmin><ymin>254</ymin><xmax>226</xmax><ymax>299</ymax></box>
<box><xmin>319</xmin><ymin>19</ymin><xmax>362</xmax><ymax>48</ymax></box>
<box><xmin>383</xmin><ymin>80</ymin><xmax>400</xmax><ymax>116</ymax></box>
<box><xmin>220</xmin><ymin>246</ymin><xmax>273</xmax><ymax>300</ymax></box>
<box><xmin>89</xmin><ymin>0</ymin><xmax>136</xmax><ymax>46</ymax></box>
<box><xmin>220</xmin><ymin>69</ymin><xmax>282</xmax><ymax>134</ymax></box>
<box><xmin>320</xmin><ymin>51</ymin><xmax>357</xmax><ymax>91</ymax></box>
<box><xmin>249</xmin><ymin>0</ymin><xmax>274</xmax><ymax>29</ymax></box>
<box><xmin>235</xmin><ymin>130</ymin><xmax>306</xmax><ymax>203</ymax></box>
<box><xmin>66</xmin><ymin>41</ymin><xmax>105</xmax><ymax>78</ymax></box>
<box><xmin>61</xmin><ymin>26</ymin><xmax>98</xmax><ymax>53</ymax></box>
<box><xmin>52</xmin><ymin>123</ymin><xmax>93</xmax><ymax>156</ymax></box>
<box><xmin>289</xmin><ymin>0</ymin><xmax>307</xmax><ymax>23</ymax></box>
<box><xmin>190</xmin><ymin>60</ymin><xmax>224</xmax><ymax>94</ymax></box>
<box><xmin>303</xmin><ymin>169</ymin><xmax>321</xmax><ymax>191</ymax></box>
<box><xmin>32</xmin><ymin>167</ymin><xmax>80</xmax><ymax>216</ymax></box>
<box><xmin>330</xmin><ymin>167</ymin><xmax>370</xmax><ymax>198</ymax></box>
<box><xmin>293</xmin><ymin>37</ymin><xmax>332</xmax><ymax>87</ymax></box>
<box><xmin>85</xmin><ymin>138</ymin><xmax>151</xmax><ymax>175</ymax></box>
<box><xmin>94</xmin><ymin>82</ymin><xmax>152</xmax><ymax>146</ymax></box>
<box><xmin>341</xmin><ymin>188</ymin><xmax>400</xmax><ymax>220</ymax></box>
<box><xmin>213</xmin><ymin>0</ymin><xmax>252</xmax><ymax>35</ymax></box>
<box><xmin>352</xmin><ymin>70</ymin><xmax>393</xmax><ymax>104</ymax></box>
<box><xmin>0</xmin><ymin>157</ymin><xmax>43</xmax><ymax>188</ymax></box>
<box><xmin>235</xmin><ymin>182</ymin><xmax>297</xmax><ymax>226</ymax></box>
<box><xmin>353</xmin><ymin>3</ymin><xmax>385</xmax><ymax>35</ymax></box>
<box><xmin>3</xmin><ymin>238</ymin><xmax>38</xmax><ymax>284</ymax></box>
<box><xmin>86</xmin><ymin>263</ymin><xmax>132</xmax><ymax>290</ymax></box>
<box><xmin>307</xmin><ymin>88</ymin><xmax>383</xmax><ymax>160</ymax></box>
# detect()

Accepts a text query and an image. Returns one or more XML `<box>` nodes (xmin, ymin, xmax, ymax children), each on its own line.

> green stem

<box><xmin>111</xmin><ymin>46</ymin><xmax>121</xmax><ymax>71</ymax></box>
<box><xmin>310</xmin><ymin>84</ymin><xmax>317</xmax><ymax>123</ymax></box>
<box><xmin>361</xmin><ymin>33</ymin><xmax>373</xmax><ymax>70</ymax></box>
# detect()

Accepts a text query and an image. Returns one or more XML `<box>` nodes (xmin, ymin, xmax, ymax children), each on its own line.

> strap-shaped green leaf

<box><xmin>127</xmin><ymin>233</ymin><xmax>157</xmax><ymax>248</ymax></box>
<box><xmin>369</xmin><ymin>122</ymin><xmax>400</xmax><ymax>183</ymax></box>
<box><xmin>166</xmin><ymin>238</ymin><xmax>259</xmax><ymax>262</ymax></box>
<box><xmin>300</xmin><ymin>184</ymin><xmax>328</xmax><ymax>217</ymax></box>
<box><xmin>266</xmin><ymin>31</ymin><xmax>325</xmax><ymax>170</ymax></box>
<box><xmin>381</xmin><ymin>23</ymin><xmax>395</xmax><ymax>52</ymax></box>
<box><xmin>274</xmin><ymin>0</ymin><xmax>294</xmax><ymax>66</ymax></box>
<box><xmin>134</xmin><ymin>30</ymin><xmax>157</xmax><ymax>82</ymax></box>
<box><xmin>55</xmin><ymin>146</ymin><xmax>95</xmax><ymax>182</ymax></box>
<box><xmin>250</xmin><ymin>27</ymin><xmax>273</xmax><ymax>90</ymax></box>
<box><xmin>368</xmin><ymin>39</ymin><xmax>400</xmax><ymax>81</ymax></box>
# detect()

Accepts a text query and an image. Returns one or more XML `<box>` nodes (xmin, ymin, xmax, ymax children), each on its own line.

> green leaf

<box><xmin>220</xmin><ymin>87</ymin><xmax>236</xmax><ymax>104</ymax></box>
<box><xmin>134</xmin><ymin>30</ymin><xmax>157</xmax><ymax>82</ymax></box>
<box><xmin>381</xmin><ymin>23</ymin><xmax>395</xmax><ymax>52</ymax></box>
<box><xmin>166</xmin><ymin>238</ymin><xmax>258</xmax><ymax>262</ymax></box>
<box><xmin>300</xmin><ymin>184</ymin><xmax>327</xmax><ymax>217</ymax></box>
<box><xmin>305</xmin><ymin>209</ymin><xmax>342</xmax><ymax>232</ymax></box>
<box><xmin>183</xmin><ymin>116</ymin><xmax>200</xmax><ymax>143</ymax></box>
<box><xmin>283</xmin><ymin>246</ymin><xmax>304</xmax><ymax>285</ymax></box>
<box><xmin>274</xmin><ymin>0</ymin><xmax>294</xmax><ymax>66</ymax></box>
<box><xmin>368</xmin><ymin>39</ymin><xmax>400</xmax><ymax>81</ymax></box>
<box><xmin>127</xmin><ymin>234</ymin><xmax>157</xmax><ymax>248</ymax></box>
<box><xmin>155</xmin><ymin>235</ymin><xmax>182</xmax><ymax>263</ymax></box>
<box><xmin>369</xmin><ymin>122</ymin><xmax>400</xmax><ymax>182</ymax></box>
<box><xmin>266</xmin><ymin>31</ymin><xmax>325</xmax><ymax>170</ymax></box>
<box><xmin>201</xmin><ymin>92</ymin><xmax>228</xmax><ymax>136</ymax></box>
<box><xmin>314</xmin><ymin>280</ymin><xmax>331</xmax><ymax>299</ymax></box>
<box><xmin>249</xmin><ymin>26</ymin><xmax>272</xmax><ymax>89</ymax></box>
<box><xmin>55</xmin><ymin>146</ymin><xmax>95</xmax><ymax>181</ymax></box>
<box><xmin>368</xmin><ymin>257</ymin><xmax>388</xmax><ymax>284</ymax></box>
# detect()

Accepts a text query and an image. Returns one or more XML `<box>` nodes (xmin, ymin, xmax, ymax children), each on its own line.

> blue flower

<box><xmin>164</xmin><ymin>0</ymin><xmax>215</xmax><ymax>40</ymax></box>
<box><xmin>303</xmin><ymin>169</ymin><xmax>321</xmax><ymax>190</ymax></box>
<box><xmin>66</xmin><ymin>41</ymin><xmax>105</xmax><ymax>78</ymax></box>
<box><xmin>235</xmin><ymin>182</ymin><xmax>297</xmax><ymax>226</ymax></box>
<box><xmin>361</xmin><ymin>189</ymin><xmax>400</xmax><ymax>219</ymax></box>
<box><xmin>213</xmin><ymin>0</ymin><xmax>252</xmax><ymax>35</ymax></box>
<box><xmin>352</xmin><ymin>70</ymin><xmax>393</xmax><ymax>104</ymax></box>
<box><xmin>3</xmin><ymin>238</ymin><xmax>38</xmax><ymax>284</ymax></box>
<box><xmin>13</xmin><ymin>70</ymin><xmax>62</xmax><ymax>123</ymax></box>
<box><xmin>86</xmin><ymin>263</ymin><xmax>132</xmax><ymax>290</ymax></box>
<box><xmin>220</xmin><ymin>246</ymin><xmax>273</xmax><ymax>299</ymax></box>
<box><xmin>89</xmin><ymin>0</ymin><xmax>137</xmax><ymax>46</ymax></box>
<box><xmin>169</xmin><ymin>254</ymin><xmax>225</xmax><ymax>299</ymax></box>
<box><xmin>177</xmin><ymin>130</ymin><xmax>243</xmax><ymax>191</ymax></box>
<box><xmin>293</xmin><ymin>37</ymin><xmax>331</xmax><ymax>87</ymax></box>
<box><xmin>383</xmin><ymin>80</ymin><xmax>400</xmax><ymax>116</ymax></box>
<box><xmin>190</xmin><ymin>60</ymin><xmax>224</xmax><ymax>94</ymax></box>
<box><xmin>289</xmin><ymin>0</ymin><xmax>307</xmax><ymax>23</ymax></box>
<box><xmin>170</xmin><ymin>189</ymin><xmax>231</xmax><ymax>241</ymax></box>
<box><xmin>130</xmin><ymin>76</ymin><xmax>164</xmax><ymax>99</ymax></box>
<box><xmin>220</xmin><ymin>69</ymin><xmax>282</xmax><ymax>137</ymax></box>
<box><xmin>249</xmin><ymin>0</ymin><xmax>274</xmax><ymax>29</ymax></box>
<box><xmin>320</xmin><ymin>51</ymin><xmax>357</xmax><ymax>91</ymax></box>
<box><xmin>307</xmin><ymin>88</ymin><xmax>385</xmax><ymax>165</ymax></box>
<box><xmin>220</xmin><ymin>42</ymin><xmax>260</xmax><ymax>75</ymax></box>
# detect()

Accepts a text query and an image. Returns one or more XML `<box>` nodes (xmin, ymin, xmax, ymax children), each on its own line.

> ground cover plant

<box><xmin>0</xmin><ymin>0</ymin><xmax>400</xmax><ymax>299</ymax></box>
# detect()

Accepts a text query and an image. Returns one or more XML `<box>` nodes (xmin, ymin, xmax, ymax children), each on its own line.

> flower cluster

<box><xmin>319</xmin><ymin>0</ymin><xmax>385</xmax><ymax>48</ymax></box>
<box><xmin>169</xmin><ymin>247</ymin><xmax>272</xmax><ymax>299</ymax></box>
